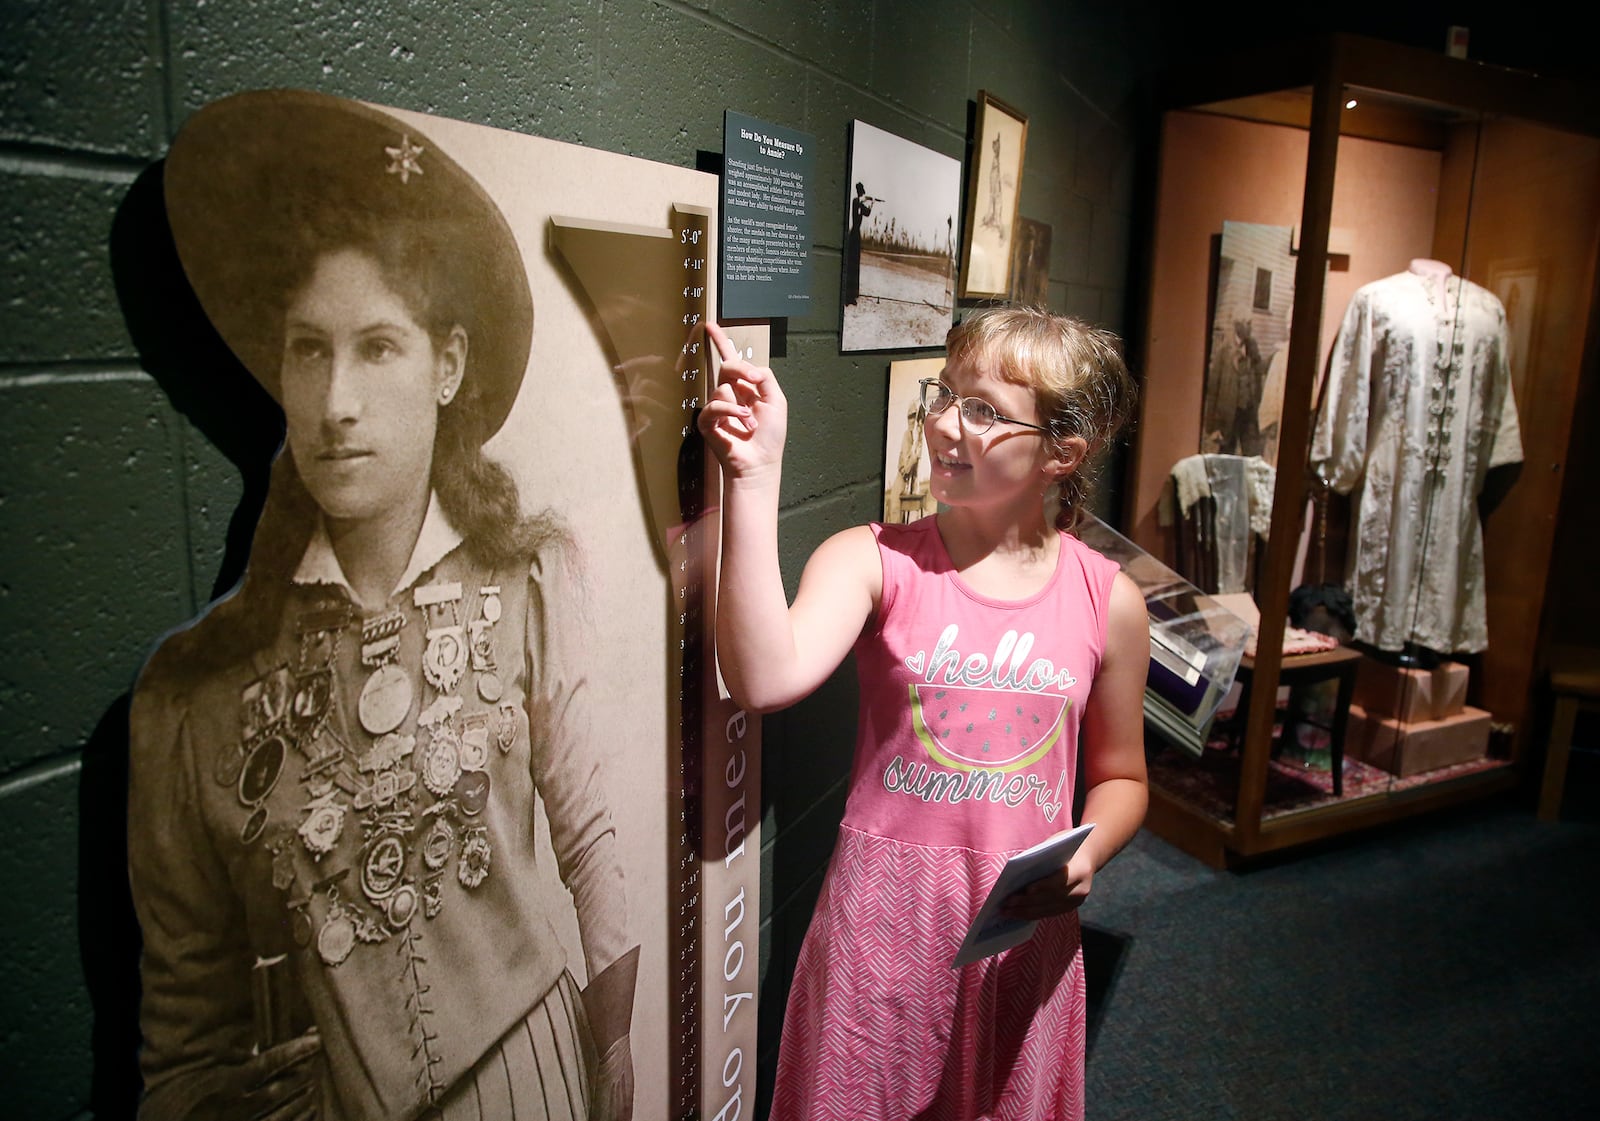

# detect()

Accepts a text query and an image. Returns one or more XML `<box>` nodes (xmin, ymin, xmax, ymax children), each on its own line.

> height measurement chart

<box><xmin>552</xmin><ymin>206</ymin><xmax>765</xmax><ymax>1121</ymax></box>
<box><xmin>721</xmin><ymin>109</ymin><xmax>815</xmax><ymax>319</ymax></box>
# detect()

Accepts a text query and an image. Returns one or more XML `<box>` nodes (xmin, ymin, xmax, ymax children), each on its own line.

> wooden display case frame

<box><xmin>1124</xmin><ymin>34</ymin><xmax>1600</xmax><ymax>867</ymax></box>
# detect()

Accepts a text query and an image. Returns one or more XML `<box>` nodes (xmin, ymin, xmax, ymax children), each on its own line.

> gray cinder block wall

<box><xmin>20</xmin><ymin>3</ymin><xmax>1580</xmax><ymax>1118</ymax></box>
<box><xmin>0</xmin><ymin>3</ymin><xmax>1155</xmax><ymax>1117</ymax></box>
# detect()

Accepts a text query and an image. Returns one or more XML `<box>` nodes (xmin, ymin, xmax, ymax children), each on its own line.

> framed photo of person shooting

<box><xmin>958</xmin><ymin>91</ymin><xmax>1029</xmax><ymax>301</ymax></box>
<box><xmin>840</xmin><ymin>119</ymin><xmax>961</xmax><ymax>352</ymax></box>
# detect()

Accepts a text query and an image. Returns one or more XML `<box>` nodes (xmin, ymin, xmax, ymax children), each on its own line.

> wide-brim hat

<box><xmin>163</xmin><ymin>88</ymin><xmax>532</xmax><ymax>444</ymax></box>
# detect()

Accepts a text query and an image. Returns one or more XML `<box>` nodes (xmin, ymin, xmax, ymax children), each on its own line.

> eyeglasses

<box><xmin>918</xmin><ymin>378</ymin><xmax>1049</xmax><ymax>435</ymax></box>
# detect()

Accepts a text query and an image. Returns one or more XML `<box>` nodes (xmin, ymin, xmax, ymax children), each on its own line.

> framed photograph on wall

<box><xmin>883</xmin><ymin>357</ymin><xmax>945</xmax><ymax>524</ymax></box>
<box><xmin>841</xmin><ymin>120</ymin><xmax>961</xmax><ymax>352</ymax></box>
<box><xmin>1009</xmin><ymin>216</ymin><xmax>1052</xmax><ymax>308</ymax></box>
<box><xmin>959</xmin><ymin>91</ymin><xmax>1028</xmax><ymax>300</ymax></box>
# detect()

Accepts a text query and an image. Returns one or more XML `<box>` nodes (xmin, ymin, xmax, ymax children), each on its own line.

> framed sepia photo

<box><xmin>882</xmin><ymin>357</ymin><xmax>945</xmax><ymax>524</ymax></box>
<box><xmin>841</xmin><ymin>119</ymin><xmax>961</xmax><ymax>352</ymax></box>
<box><xmin>1008</xmin><ymin>216</ymin><xmax>1052</xmax><ymax>309</ymax></box>
<box><xmin>959</xmin><ymin>91</ymin><xmax>1028</xmax><ymax>300</ymax></box>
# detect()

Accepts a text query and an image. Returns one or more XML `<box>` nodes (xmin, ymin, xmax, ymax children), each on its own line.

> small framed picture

<box><xmin>959</xmin><ymin>91</ymin><xmax>1028</xmax><ymax>300</ymax></box>
<box><xmin>841</xmin><ymin>120</ymin><xmax>962</xmax><ymax>352</ymax></box>
<box><xmin>1008</xmin><ymin>217</ymin><xmax>1052</xmax><ymax>308</ymax></box>
<box><xmin>883</xmin><ymin>357</ymin><xmax>945</xmax><ymax>524</ymax></box>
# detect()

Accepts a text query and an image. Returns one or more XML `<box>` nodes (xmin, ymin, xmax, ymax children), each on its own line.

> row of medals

<box><xmin>216</xmin><ymin>577</ymin><xmax>515</xmax><ymax>967</ymax></box>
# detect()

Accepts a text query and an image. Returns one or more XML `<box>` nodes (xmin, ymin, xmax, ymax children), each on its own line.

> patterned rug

<box><xmin>1149</xmin><ymin>721</ymin><xmax>1514</xmax><ymax>824</ymax></box>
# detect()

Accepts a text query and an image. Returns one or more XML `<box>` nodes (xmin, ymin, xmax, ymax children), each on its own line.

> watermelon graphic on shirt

<box><xmin>908</xmin><ymin>684</ymin><xmax>1069</xmax><ymax>772</ymax></box>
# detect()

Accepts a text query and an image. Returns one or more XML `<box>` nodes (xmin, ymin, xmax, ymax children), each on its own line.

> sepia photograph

<box><xmin>881</xmin><ymin>357</ymin><xmax>945</xmax><ymax>524</ymax></box>
<box><xmin>1203</xmin><ymin>220</ymin><xmax>1296</xmax><ymax>465</ymax></box>
<box><xmin>126</xmin><ymin>88</ymin><xmax>753</xmax><ymax>1121</ymax></box>
<box><xmin>959</xmin><ymin>91</ymin><xmax>1028</xmax><ymax>300</ymax></box>
<box><xmin>841</xmin><ymin>120</ymin><xmax>961</xmax><ymax>352</ymax></box>
<box><xmin>1008</xmin><ymin>216</ymin><xmax>1052</xmax><ymax>309</ymax></box>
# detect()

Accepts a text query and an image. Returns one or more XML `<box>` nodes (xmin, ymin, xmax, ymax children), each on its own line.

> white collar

<box><xmin>292</xmin><ymin>493</ymin><xmax>464</xmax><ymax>600</ymax></box>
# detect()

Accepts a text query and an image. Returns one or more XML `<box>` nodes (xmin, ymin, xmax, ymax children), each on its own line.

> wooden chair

<box><xmin>1223</xmin><ymin>645</ymin><xmax>1365</xmax><ymax>795</ymax></box>
<box><xmin>1538</xmin><ymin>644</ymin><xmax>1600</xmax><ymax>820</ymax></box>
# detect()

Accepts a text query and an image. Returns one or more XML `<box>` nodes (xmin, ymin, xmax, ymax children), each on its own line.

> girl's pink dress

<box><xmin>771</xmin><ymin>519</ymin><xmax>1119</xmax><ymax>1121</ymax></box>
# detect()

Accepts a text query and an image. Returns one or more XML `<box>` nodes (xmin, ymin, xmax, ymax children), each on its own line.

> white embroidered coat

<box><xmin>1311</xmin><ymin>270</ymin><xmax>1523</xmax><ymax>653</ymax></box>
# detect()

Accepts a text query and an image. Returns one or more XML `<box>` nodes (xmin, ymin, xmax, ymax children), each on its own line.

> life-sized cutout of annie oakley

<box><xmin>128</xmin><ymin>91</ymin><xmax>638</xmax><ymax>1121</ymax></box>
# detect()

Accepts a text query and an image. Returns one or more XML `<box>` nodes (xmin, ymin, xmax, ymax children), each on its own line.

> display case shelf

<box><xmin>1124</xmin><ymin>34</ymin><xmax>1600</xmax><ymax>866</ymax></box>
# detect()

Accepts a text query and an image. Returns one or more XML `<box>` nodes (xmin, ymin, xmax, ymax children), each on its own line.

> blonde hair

<box><xmin>945</xmin><ymin>306</ymin><xmax>1137</xmax><ymax>531</ymax></box>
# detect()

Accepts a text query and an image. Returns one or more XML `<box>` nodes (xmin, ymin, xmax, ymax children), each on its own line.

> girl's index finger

<box><xmin>706</xmin><ymin>320</ymin><xmax>746</xmax><ymax>366</ymax></box>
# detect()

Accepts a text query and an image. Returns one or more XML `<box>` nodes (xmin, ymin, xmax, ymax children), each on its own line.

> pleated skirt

<box><xmin>432</xmin><ymin>969</ymin><xmax>597</xmax><ymax>1121</ymax></box>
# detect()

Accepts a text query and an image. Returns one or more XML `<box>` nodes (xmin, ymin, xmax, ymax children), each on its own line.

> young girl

<box><xmin>698</xmin><ymin>307</ymin><xmax>1149</xmax><ymax>1121</ymax></box>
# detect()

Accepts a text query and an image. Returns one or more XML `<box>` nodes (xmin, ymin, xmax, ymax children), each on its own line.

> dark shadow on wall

<box><xmin>78</xmin><ymin>693</ymin><xmax>143</xmax><ymax>1119</ymax></box>
<box><xmin>81</xmin><ymin>161</ymin><xmax>288</xmax><ymax>1116</ymax></box>
<box><xmin>111</xmin><ymin>160</ymin><xmax>283</xmax><ymax>605</ymax></box>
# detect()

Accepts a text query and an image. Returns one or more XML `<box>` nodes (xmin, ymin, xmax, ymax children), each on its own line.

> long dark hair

<box><xmin>167</xmin><ymin>208</ymin><xmax>560</xmax><ymax>666</ymax></box>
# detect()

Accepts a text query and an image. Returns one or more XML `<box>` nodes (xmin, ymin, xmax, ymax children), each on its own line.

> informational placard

<box><xmin>720</xmin><ymin>109</ymin><xmax>815</xmax><ymax>319</ymax></box>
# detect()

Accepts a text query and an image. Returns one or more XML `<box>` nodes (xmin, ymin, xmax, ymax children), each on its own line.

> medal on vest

<box><xmin>296</xmin><ymin>605</ymin><xmax>350</xmax><ymax>672</ymax></box>
<box><xmin>240</xmin><ymin>805</ymin><xmax>269</xmax><ymax>845</ymax></box>
<box><xmin>422</xmin><ymin>817</ymin><xmax>455</xmax><ymax>871</ymax></box>
<box><xmin>458</xmin><ymin>827</ymin><xmax>491</xmax><ymax>888</ymax></box>
<box><xmin>288</xmin><ymin>669</ymin><xmax>334</xmax><ymax>743</ymax></box>
<box><xmin>415</xmin><ymin>581</ymin><xmax>465</xmax><ymax>694</ymax></box>
<box><xmin>298</xmin><ymin>790</ymin><xmax>346</xmax><ymax>857</ymax></box>
<box><xmin>418</xmin><ymin>696</ymin><xmax>464</xmax><ymax>797</ymax></box>
<box><xmin>239</xmin><ymin>731</ymin><xmax>287</xmax><ymax>807</ymax></box>
<box><xmin>352</xmin><ymin>730</ymin><xmax>416</xmax><ymax>811</ymax></box>
<box><xmin>421</xmin><ymin>728</ymin><xmax>462</xmax><ymax>798</ymax></box>
<box><xmin>494</xmin><ymin>702</ymin><xmax>519</xmax><ymax>752</ymax></box>
<box><xmin>360</xmin><ymin>834</ymin><xmax>407</xmax><ymax>903</ymax></box>
<box><xmin>301</xmin><ymin>725</ymin><xmax>348</xmax><ymax>790</ymax></box>
<box><xmin>317</xmin><ymin>888</ymin><xmax>357</xmax><ymax>967</ymax></box>
<box><xmin>240</xmin><ymin>667</ymin><xmax>292</xmax><ymax>743</ymax></box>
<box><xmin>358</xmin><ymin>663</ymin><xmax>411</xmax><ymax>736</ymax></box>
<box><xmin>290</xmin><ymin>605</ymin><xmax>347</xmax><ymax>745</ymax></box>
<box><xmin>358</xmin><ymin>609</ymin><xmax>411</xmax><ymax>735</ymax></box>
<box><xmin>385</xmin><ymin>882</ymin><xmax>419</xmax><ymax>929</ymax></box>
<box><xmin>360</xmin><ymin>730</ymin><xmax>415</xmax><ymax>772</ymax></box>
<box><xmin>459</xmin><ymin>713</ymin><xmax>490</xmax><ymax>773</ymax></box>
<box><xmin>233</xmin><ymin>729</ymin><xmax>284</xmax><ymax>844</ymax></box>
<box><xmin>455</xmin><ymin>769</ymin><xmax>490</xmax><ymax>817</ymax></box>
<box><xmin>422</xmin><ymin>626</ymin><xmax>466</xmax><ymax>694</ymax></box>
<box><xmin>470</xmin><ymin>587</ymin><xmax>501</xmax><ymax>701</ymax></box>
<box><xmin>355</xmin><ymin>766</ymin><xmax>415</xmax><ymax>811</ymax></box>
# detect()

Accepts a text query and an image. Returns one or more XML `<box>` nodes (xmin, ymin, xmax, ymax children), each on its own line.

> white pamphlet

<box><xmin>951</xmin><ymin>822</ymin><xmax>1095</xmax><ymax>967</ymax></box>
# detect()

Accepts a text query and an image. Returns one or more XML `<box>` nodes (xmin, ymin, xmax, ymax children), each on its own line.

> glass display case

<box><xmin>1122</xmin><ymin>34</ymin><xmax>1600</xmax><ymax>866</ymax></box>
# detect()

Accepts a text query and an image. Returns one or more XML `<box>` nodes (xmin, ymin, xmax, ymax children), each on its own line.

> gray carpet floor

<box><xmin>1080</xmin><ymin>758</ymin><xmax>1600</xmax><ymax>1121</ymax></box>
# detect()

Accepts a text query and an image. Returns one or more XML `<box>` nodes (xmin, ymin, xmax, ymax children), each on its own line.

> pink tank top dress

<box><xmin>770</xmin><ymin>518</ymin><xmax>1119</xmax><ymax>1121</ymax></box>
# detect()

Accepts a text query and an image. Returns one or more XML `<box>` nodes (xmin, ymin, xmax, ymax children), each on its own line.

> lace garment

<box><xmin>1310</xmin><ymin>270</ymin><xmax>1522</xmax><ymax>653</ymax></box>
